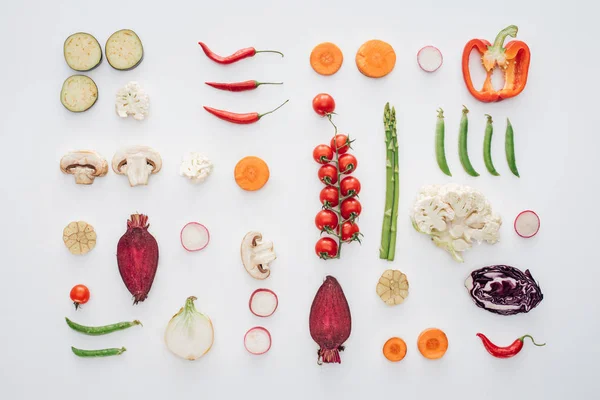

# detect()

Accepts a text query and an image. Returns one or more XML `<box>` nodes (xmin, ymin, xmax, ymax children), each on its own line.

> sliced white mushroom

<box><xmin>241</xmin><ymin>231</ymin><xmax>276</xmax><ymax>280</ymax></box>
<box><xmin>60</xmin><ymin>150</ymin><xmax>108</xmax><ymax>185</ymax></box>
<box><xmin>112</xmin><ymin>145</ymin><xmax>162</xmax><ymax>187</ymax></box>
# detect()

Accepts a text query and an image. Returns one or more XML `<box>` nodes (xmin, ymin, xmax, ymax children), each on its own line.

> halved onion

<box><xmin>244</xmin><ymin>327</ymin><xmax>271</xmax><ymax>355</ymax></box>
<box><xmin>180</xmin><ymin>222</ymin><xmax>210</xmax><ymax>251</ymax></box>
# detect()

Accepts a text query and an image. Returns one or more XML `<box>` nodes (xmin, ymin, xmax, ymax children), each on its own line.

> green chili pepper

<box><xmin>458</xmin><ymin>105</ymin><xmax>479</xmax><ymax>177</ymax></box>
<box><xmin>483</xmin><ymin>114</ymin><xmax>500</xmax><ymax>176</ymax></box>
<box><xmin>435</xmin><ymin>108</ymin><xmax>452</xmax><ymax>176</ymax></box>
<box><xmin>71</xmin><ymin>346</ymin><xmax>126</xmax><ymax>358</ymax></box>
<box><xmin>505</xmin><ymin>118</ymin><xmax>520</xmax><ymax>177</ymax></box>
<box><xmin>65</xmin><ymin>317</ymin><xmax>142</xmax><ymax>336</ymax></box>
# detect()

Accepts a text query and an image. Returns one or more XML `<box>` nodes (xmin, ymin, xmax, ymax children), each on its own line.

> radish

<box><xmin>249</xmin><ymin>289</ymin><xmax>278</xmax><ymax>317</ymax></box>
<box><xmin>117</xmin><ymin>214</ymin><xmax>159</xmax><ymax>304</ymax></box>
<box><xmin>244</xmin><ymin>327</ymin><xmax>272</xmax><ymax>355</ymax></box>
<box><xmin>180</xmin><ymin>222</ymin><xmax>210</xmax><ymax>252</ymax></box>
<box><xmin>417</xmin><ymin>46</ymin><xmax>443</xmax><ymax>72</ymax></box>
<box><xmin>514</xmin><ymin>210</ymin><xmax>540</xmax><ymax>238</ymax></box>
<box><xmin>309</xmin><ymin>276</ymin><xmax>352</xmax><ymax>364</ymax></box>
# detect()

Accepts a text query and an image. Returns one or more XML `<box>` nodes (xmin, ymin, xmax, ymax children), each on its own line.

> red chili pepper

<box><xmin>205</xmin><ymin>80</ymin><xmax>283</xmax><ymax>92</ymax></box>
<box><xmin>476</xmin><ymin>333</ymin><xmax>545</xmax><ymax>358</ymax></box>
<box><xmin>203</xmin><ymin>100</ymin><xmax>289</xmax><ymax>124</ymax></box>
<box><xmin>198</xmin><ymin>42</ymin><xmax>284</xmax><ymax>65</ymax></box>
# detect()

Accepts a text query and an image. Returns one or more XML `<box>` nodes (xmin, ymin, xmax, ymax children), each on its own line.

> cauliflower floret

<box><xmin>410</xmin><ymin>184</ymin><xmax>502</xmax><ymax>262</ymax></box>
<box><xmin>179</xmin><ymin>152</ymin><xmax>213</xmax><ymax>183</ymax></box>
<box><xmin>115</xmin><ymin>81</ymin><xmax>149</xmax><ymax>121</ymax></box>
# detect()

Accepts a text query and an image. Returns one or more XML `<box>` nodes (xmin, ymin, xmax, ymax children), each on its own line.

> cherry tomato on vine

<box><xmin>70</xmin><ymin>284</ymin><xmax>90</xmax><ymax>310</ymax></box>
<box><xmin>341</xmin><ymin>198</ymin><xmax>362</xmax><ymax>219</ymax></box>
<box><xmin>315</xmin><ymin>237</ymin><xmax>338</xmax><ymax>259</ymax></box>
<box><xmin>340</xmin><ymin>176</ymin><xmax>361</xmax><ymax>197</ymax></box>
<box><xmin>318</xmin><ymin>164</ymin><xmax>338</xmax><ymax>185</ymax></box>
<box><xmin>340</xmin><ymin>221</ymin><xmax>360</xmax><ymax>242</ymax></box>
<box><xmin>339</xmin><ymin>153</ymin><xmax>358</xmax><ymax>174</ymax></box>
<box><xmin>330</xmin><ymin>134</ymin><xmax>350</xmax><ymax>154</ymax></box>
<box><xmin>313</xmin><ymin>144</ymin><xmax>334</xmax><ymax>164</ymax></box>
<box><xmin>315</xmin><ymin>210</ymin><xmax>339</xmax><ymax>231</ymax></box>
<box><xmin>312</xmin><ymin>93</ymin><xmax>336</xmax><ymax>116</ymax></box>
<box><xmin>320</xmin><ymin>186</ymin><xmax>339</xmax><ymax>207</ymax></box>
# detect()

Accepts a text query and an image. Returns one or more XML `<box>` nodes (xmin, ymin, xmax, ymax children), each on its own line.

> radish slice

<box><xmin>180</xmin><ymin>222</ymin><xmax>210</xmax><ymax>251</ymax></box>
<box><xmin>249</xmin><ymin>289</ymin><xmax>278</xmax><ymax>317</ymax></box>
<box><xmin>417</xmin><ymin>46</ymin><xmax>443</xmax><ymax>72</ymax></box>
<box><xmin>514</xmin><ymin>210</ymin><xmax>540</xmax><ymax>238</ymax></box>
<box><xmin>244</xmin><ymin>327</ymin><xmax>271</xmax><ymax>355</ymax></box>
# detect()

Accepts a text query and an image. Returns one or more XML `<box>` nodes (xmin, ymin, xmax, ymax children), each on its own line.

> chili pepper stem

<box><xmin>520</xmin><ymin>334</ymin><xmax>546</xmax><ymax>346</ymax></box>
<box><xmin>258</xmin><ymin>99</ymin><xmax>289</xmax><ymax>119</ymax></box>
<box><xmin>490</xmin><ymin>25</ymin><xmax>519</xmax><ymax>51</ymax></box>
<box><xmin>255</xmin><ymin>50</ymin><xmax>284</xmax><ymax>57</ymax></box>
<box><xmin>256</xmin><ymin>81</ymin><xmax>284</xmax><ymax>87</ymax></box>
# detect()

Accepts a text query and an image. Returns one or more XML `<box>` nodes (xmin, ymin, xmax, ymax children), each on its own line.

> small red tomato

<box><xmin>318</xmin><ymin>164</ymin><xmax>338</xmax><ymax>185</ymax></box>
<box><xmin>315</xmin><ymin>210</ymin><xmax>339</xmax><ymax>231</ymax></box>
<box><xmin>313</xmin><ymin>144</ymin><xmax>334</xmax><ymax>164</ymax></box>
<box><xmin>330</xmin><ymin>134</ymin><xmax>350</xmax><ymax>154</ymax></box>
<box><xmin>341</xmin><ymin>198</ymin><xmax>362</xmax><ymax>219</ymax></box>
<box><xmin>70</xmin><ymin>284</ymin><xmax>90</xmax><ymax>310</ymax></box>
<box><xmin>312</xmin><ymin>93</ymin><xmax>336</xmax><ymax>116</ymax></box>
<box><xmin>315</xmin><ymin>237</ymin><xmax>338</xmax><ymax>259</ymax></box>
<box><xmin>340</xmin><ymin>176</ymin><xmax>361</xmax><ymax>197</ymax></box>
<box><xmin>338</xmin><ymin>153</ymin><xmax>358</xmax><ymax>174</ymax></box>
<box><xmin>319</xmin><ymin>186</ymin><xmax>339</xmax><ymax>207</ymax></box>
<box><xmin>340</xmin><ymin>221</ymin><xmax>360</xmax><ymax>242</ymax></box>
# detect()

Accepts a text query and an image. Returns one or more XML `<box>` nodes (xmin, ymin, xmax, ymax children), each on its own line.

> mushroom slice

<box><xmin>60</xmin><ymin>150</ymin><xmax>108</xmax><ymax>185</ymax></box>
<box><xmin>63</xmin><ymin>221</ymin><xmax>96</xmax><ymax>255</ymax></box>
<box><xmin>376</xmin><ymin>269</ymin><xmax>409</xmax><ymax>306</ymax></box>
<box><xmin>240</xmin><ymin>231</ymin><xmax>276</xmax><ymax>280</ymax></box>
<box><xmin>112</xmin><ymin>145</ymin><xmax>162</xmax><ymax>187</ymax></box>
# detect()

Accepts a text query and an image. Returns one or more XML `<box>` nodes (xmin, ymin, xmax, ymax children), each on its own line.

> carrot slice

<box><xmin>234</xmin><ymin>156</ymin><xmax>270</xmax><ymax>191</ymax></box>
<box><xmin>310</xmin><ymin>42</ymin><xmax>343</xmax><ymax>76</ymax></box>
<box><xmin>383</xmin><ymin>337</ymin><xmax>407</xmax><ymax>362</ymax></box>
<box><xmin>417</xmin><ymin>328</ymin><xmax>448</xmax><ymax>359</ymax></box>
<box><xmin>355</xmin><ymin>40</ymin><xmax>396</xmax><ymax>78</ymax></box>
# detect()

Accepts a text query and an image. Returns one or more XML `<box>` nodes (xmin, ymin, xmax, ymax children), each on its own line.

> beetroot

<box><xmin>117</xmin><ymin>214</ymin><xmax>159</xmax><ymax>304</ymax></box>
<box><xmin>309</xmin><ymin>276</ymin><xmax>352</xmax><ymax>364</ymax></box>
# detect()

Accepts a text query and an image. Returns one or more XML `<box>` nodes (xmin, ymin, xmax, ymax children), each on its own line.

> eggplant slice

<box><xmin>105</xmin><ymin>29</ymin><xmax>144</xmax><ymax>70</ymax></box>
<box><xmin>63</xmin><ymin>32</ymin><xmax>102</xmax><ymax>71</ymax></box>
<box><xmin>60</xmin><ymin>75</ymin><xmax>98</xmax><ymax>113</ymax></box>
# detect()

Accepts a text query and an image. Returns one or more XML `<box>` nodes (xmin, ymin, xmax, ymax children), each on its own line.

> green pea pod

<box><xmin>435</xmin><ymin>108</ymin><xmax>452</xmax><ymax>176</ymax></box>
<box><xmin>458</xmin><ymin>106</ymin><xmax>479</xmax><ymax>177</ymax></box>
<box><xmin>505</xmin><ymin>118</ymin><xmax>520</xmax><ymax>177</ymax></box>
<box><xmin>65</xmin><ymin>317</ymin><xmax>142</xmax><ymax>336</ymax></box>
<box><xmin>483</xmin><ymin>114</ymin><xmax>500</xmax><ymax>176</ymax></box>
<box><xmin>71</xmin><ymin>346</ymin><xmax>126</xmax><ymax>358</ymax></box>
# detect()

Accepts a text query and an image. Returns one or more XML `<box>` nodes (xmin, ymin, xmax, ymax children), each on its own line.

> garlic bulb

<box><xmin>115</xmin><ymin>81</ymin><xmax>149</xmax><ymax>120</ymax></box>
<box><xmin>180</xmin><ymin>152</ymin><xmax>213</xmax><ymax>183</ymax></box>
<box><xmin>165</xmin><ymin>296</ymin><xmax>214</xmax><ymax>360</ymax></box>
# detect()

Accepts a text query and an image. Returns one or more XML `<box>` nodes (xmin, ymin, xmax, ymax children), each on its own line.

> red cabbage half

<box><xmin>465</xmin><ymin>265</ymin><xmax>543</xmax><ymax>316</ymax></box>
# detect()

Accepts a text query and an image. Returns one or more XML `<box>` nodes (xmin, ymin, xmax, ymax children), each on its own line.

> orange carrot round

<box><xmin>417</xmin><ymin>328</ymin><xmax>448</xmax><ymax>359</ymax></box>
<box><xmin>310</xmin><ymin>42</ymin><xmax>343</xmax><ymax>76</ymax></box>
<box><xmin>355</xmin><ymin>40</ymin><xmax>396</xmax><ymax>78</ymax></box>
<box><xmin>383</xmin><ymin>337</ymin><xmax>407</xmax><ymax>362</ymax></box>
<box><xmin>234</xmin><ymin>156</ymin><xmax>270</xmax><ymax>191</ymax></box>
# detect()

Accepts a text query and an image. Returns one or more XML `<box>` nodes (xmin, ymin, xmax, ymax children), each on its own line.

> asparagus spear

<box><xmin>379</xmin><ymin>103</ymin><xmax>395</xmax><ymax>259</ymax></box>
<box><xmin>387</xmin><ymin>105</ymin><xmax>399</xmax><ymax>261</ymax></box>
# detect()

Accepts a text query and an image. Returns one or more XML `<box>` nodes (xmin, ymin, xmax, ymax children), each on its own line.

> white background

<box><xmin>0</xmin><ymin>0</ymin><xmax>595</xmax><ymax>399</ymax></box>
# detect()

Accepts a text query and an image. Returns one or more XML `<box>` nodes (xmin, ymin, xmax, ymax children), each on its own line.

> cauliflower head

<box><xmin>115</xmin><ymin>81</ymin><xmax>149</xmax><ymax>121</ymax></box>
<box><xmin>411</xmin><ymin>184</ymin><xmax>501</xmax><ymax>262</ymax></box>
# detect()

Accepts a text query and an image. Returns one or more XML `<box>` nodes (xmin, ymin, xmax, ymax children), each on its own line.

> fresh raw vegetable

<box><xmin>315</xmin><ymin>210</ymin><xmax>339</xmax><ymax>232</ymax></box>
<box><xmin>165</xmin><ymin>296</ymin><xmax>214</xmax><ymax>360</ymax></box>
<box><xmin>476</xmin><ymin>333</ymin><xmax>545</xmax><ymax>358</ymax></box>
<box><xmin>330</xmin><ymin>134</ymin><xmax>351</xmax><ymax>154</ymax></box>
<box><xmin>417</xmin><ymin>328</ymin><xmax>448</xmax><ymax>359</ymax></box>
<box><xmin>249</xmin><ymin>289</ymin><xmax>278</xmax><ymax>317</ymax></box>
<box><xmin>60</xmin><ymin>150</ymin><xmax>108</xmax><ymax>185</ymax></box>
<box><xmin>465</xmin><ymin>265</ymin><xmax>543</xmax><ymax>315</ymax></box>
<box><xmin>340</xmin><ymin>176</ymin><xmax>361</xmax><ymax>197</ymax></box>
<box><xmin>318</xmin><ymin>164</ymin><xmax>338</xmax><ymax>185</ymax></box>
<box><xmin>71</xmin><ymin>346</ymin><xmax>126</xmax><ymax>358</ymax></box>
<box><xmin>376</xmin><ymin>269</ymin><xmax>409</xmax><ymax>305</ymax></box>
<box><xmin>240</xmin><ymin>231</ymin><xmax>276</xmax><ymax>280</ymax></box>
<box><xmin>70</xmin><ymin>284</ymin><xmax>90</xmax><ymax>309</ymax></box>
<box><xmin>205</xmin><ymin>80</ymin><xmax>283</xmax><ymax>92</ymax></box>
<box><xmin>204</xmin><ymin>100</ymin><xmax>288</xmax><ymax>124</ymax></box>
<box><xmin>483</xmin><ymin>114</ymin><xmax>500</xmax><ymax>176</ymax></box>
<box><xmin>341</xmin><ymin>198</ymin><xmax>362</xmax><ymax>220</ymax></box>
<box><xmin>435</xmin><ymin>108</ymin><xmax>452</xmax><ymax>176</ymax></box>
<box><xmin>115</xmin><ymin>82</ymin><xmax>149</xmax><ymax>120</ymax></box>
<box><xmin>338</xmin><ymin>153</ymin><xmax>357</xmax><ymax>174</ymax></box>
<box><xmin>505</xmin><ymin>118</ymin><xmax>520</xmax><ymax>177</ymax></box>
<box><xmin>309</xmin><ymin>276</ymin><xmax>352</xmax><ymax>364</ymax></box>
<box><xmin>383</xmin><ymin>337</ymin><xmax>407</xmax><ymax>362</ymax></box>
<box><xmin>355</xmin><ymin>39</ymin><xmax>396</xmax><ymax>78</ymax></box>
<box><xmin>458</xmin><ymin>106</ymin><xmax>479</xmax><ymax>177</ymax></box>
<box><xmin>312</xmin><ymin>93</ymin><xmax>336</xmax><ymax>116</ymax></box>
<box><xmin>315</xmin><ymin>237</ymin><xmax>338</xmax><ymax>259</ymax></box>
<box><xmin>380</xmin><ymin>103</ymin><xmax>399</xmax><ymax>261</ymax></box>
<box><xmin>112</xmin><ymin>146</ymin><xmax>162</xmax><ymax>187</ymax></box>
<box><xmin>117</xmin><ymin>214</ymin><xmax>159</xmax><ymax>304</ymax></box>
<box><xmin>244</xmin><ymin>327</ymin><xmax>272</xmax><ymax>355</ymax></box>
<box><xmin>65</xmin><ymin>317</ymin><xmax>141</xmax><ymax>335</ymax></box>
<box><xmin>514</xmin><ymin>210</ymin><xmax>540</xmax><ymax>238</ymax></box>
<box><xmin>410</xmin><ymin>184</ymin><xmax>502</xmax><ymax>262</ymax></box>
<box><xmin>417</xmin><ymin>46</ymin><xmax>443</xmax><ymax>72</ymax></box>
<box><xmin>340</xmin><ymin>222</ymin><xmax>360</xmax><ymax>242</ymax></box>
<box><xmin>180</xmin><ymin>222</ymin><xmax>210</xmax><ymax>252</ymax></box>
<box><xmin>63</xmin><ymin>221</ymin><xmax>96</xmax><ymax>255</ymax></box>
<box><xmin>179</xmin><ymin>152</ymin><xmax>213</xmax><ymax>183</ymax></box>
<box><xmin>310</xmin><ymin>42</ymin><xmax>343</xmax><ymax>76</ymax></box>
<box><xmin>60</xmin><ymin>75</ymin><xmax>98</xmax><ymax>112</ymax></box>
<box><xmin>105</xmin><ymin>29</ymin><xmax>143</xmax><ymax>70</ymax></box>
<box><xmin>462</xmin><ymin>25</ymin><xmax>530</xmax><ymax>102</ymax></box>
<box><xmin>234</xmin><ymin>156</ymin><xmax>270</xmax><ymax>191</ymax></box>
<box><xmin>198</xmin><ymin>42</ymin><xmax>283</xmax><ymax>64</ymax></box>
<box><xmin>313</xmin><ymin>144</ymin><xmax>334</xmax><ymax>164</ymax></box>
<box><xmin>63</xmin><ymin>32</ymin><xmax>102</xmax><ymax>71</ymax></box>
<box><xmin>320</xmin><ymin>186</ymin><xmax>339</xmax><ymax>207</ymax></box>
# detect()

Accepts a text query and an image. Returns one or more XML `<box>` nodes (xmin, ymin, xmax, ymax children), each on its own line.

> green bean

<box><xmin>505</xmin><ymin>118</ymin><xmax>520</xmax><ymax>177</ymax></box>
<box><xmin>435</xmin><ymin>108</ymin><xmax>452</xmax><ymax>176</ymax></box>
<box><xmin>65</xmin><ymin>317</ymin><xmax>142</xmax><ymax>336</ymax></box>
<box><xmin>483</xmin><ymin>114</ymin><xmax>500</xmax><ymax>176</ymax></box>
<box><xmin>71</xmin><ymin>346</ymin><xmax>126</xmax><ymax>358</ymax></box>
<box><xmin>458</xmin><ymin>105</ymin><xmax>479</xmax><ymax>177</ymax></box>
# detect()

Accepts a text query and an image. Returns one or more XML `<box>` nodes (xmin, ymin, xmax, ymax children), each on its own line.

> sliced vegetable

<box><xmin>435</xmin><ymin>108</ymin><xmax>451</xmax><ymax>176</ymax></box>
<box><xmin>60</xmin><ymin>75</ymin><xmax>98</xmax><ymax>113</ymax></box>
<box><xmin>244</xmin><ymin>327</ymin><xmax>272</xmax><ymax>355</ymax></box>
<box><xmin>198</xmin><ymin>42</ymin><xmax>283</xmax><ymax>64</ymax></box>
<box><xmin>115</xmin><ymin>81</ymin><xmax>149</xmax><ymax>120</ymax></box>
<box><xmin>234</xmin><ymin>156</ymin><xmax>270</xmax><ymax>191</ymax></box>
<box><xmin>65</xmin><ymin>317</ymin><xmax>141</xmax><ymax>335</ymax></box>
<box><xmin>383</xmin><ymin>337</ymin><xmax>407</xmax><ymax>362</ymax></box>
<box><xmin>60</xmin><ymin>150</ymin><xmax>108</xmax><ymax>185</ymax></box>
<box><xmin>71</xmin><ymin>346</ymin><xmax>126</xmax><ymax>358</ymax></box>
<box><xmin>315</xmin><ymin>237</ymin><xmax>338</xmax><ymax>259</ymax></box>
<box><xmin>240</xmin><ymin>231</ymin><xmax>276</xmax><ymax>280</ymax></box>
<box><xmin>505</xmin><ymin>118</ymin><xmax>520</xmax><ymax>177</ymax></box>
<box><xmin>179</xmin><ymin>152</ymin><xmax>213</xmax><ymax>183</ymax></box>
<box><xmin>112</xmin><ymin>145</ymin><xmax>162</xmax><ymax>187</ymax></box>
<box><xmin>376</xmin><ymin>269</ymin><xmax>409</xmax><ymax>306</ymax></box>
<box><xmin>63</xmin><ymin>32</ymin><xmax>102</xmax><ymax>71</ymax></box>
<box><xmin>310</xmin><ymin>42</ymin><xmax>343</xmax><ymax>76</ymax></box>
<box><xmin>312</xmin><ymin>93</ymin><xmax>336</xmax><ymax>116</ymax></box>
<box><xmin>417</xmin><ymin>46</ymin><xmax>443</xmax><ymax>72</ymax></box>
<box><xmin>379</xmin><ymin>103</ymin><xmax>399</xmax><ymax>260</ymax></box>
<box><xmin>249</xmin><ymin>289</ymin><xmax>278</xmax><ymax>317</ymax></box>
<box><xmin>477</xmin><ymin>333</ymin><xmax>545</xmax><ymax>358</ymax></box>
<box><xmin>458</xmin><ymin>106</ymin><xmax>479</xmax><ymax>176</ymax></box>
<box><xmin>180</xmin><ymin>222</ymin><xmax>210</xmax><ymax>252</ymax></box>
<box><xmin>417</xmin><ymin>328</ymin><xmax>448</xmax><ymax>359</ymax></box>
<box><xmin>356</xmin><ymin>40</ymin><xmax>396</xmax><ymax>78</ymax></box>
<box><xmin>70</xmin><ymin>284</ymin><xmax>90</xmax><ymax>309</ymax></box>
<box><xmin>165</xmin><ymin>296</ymin><xmax>214</xmax><ymax>360</ymax></box>
<box><xmin>105</xmin><ymin>29</ymin><xmax>143</xmax><ymax>70</ymax></box>
<box><xmin>204</xmin><ymin>100</ymin><xmax>289</xmax><ymax>124</ymax></box>
<box><xmin>63</xmin><ymin>221</ymin><xmax>96</xmax><ymax>255</ymax></box>
<box><xmin>514</xmin><ymin>210</ymin><xmax>540</xmax><ymax>238</ymax></box>
<box><xmin>483</xmin><ymin>114</ymin><xmax>500</xmax><ymax>176</ymax></box>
